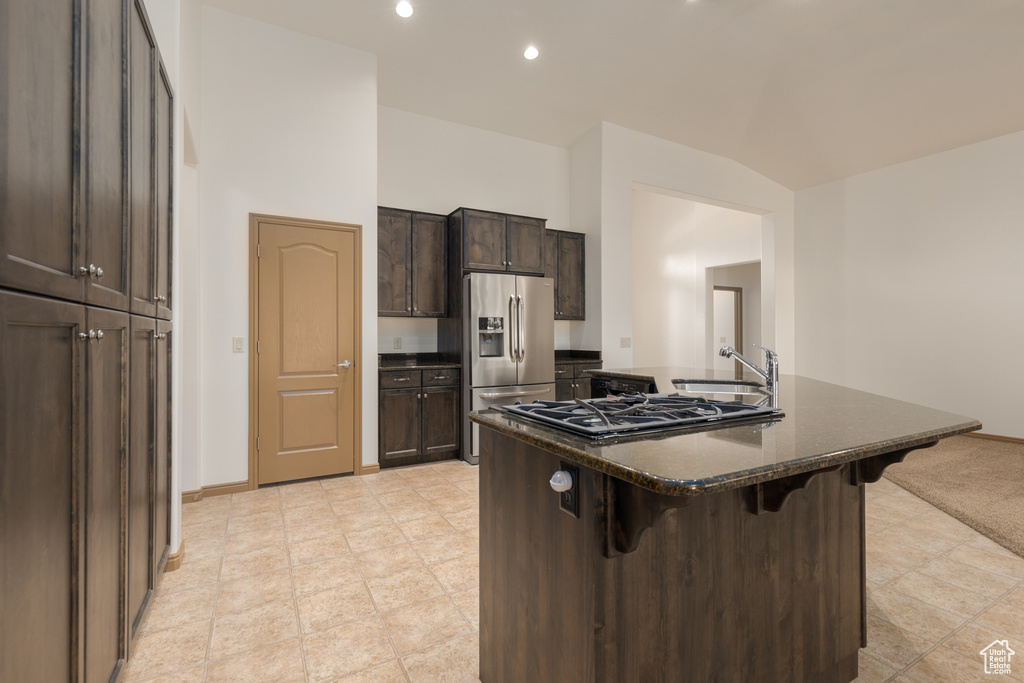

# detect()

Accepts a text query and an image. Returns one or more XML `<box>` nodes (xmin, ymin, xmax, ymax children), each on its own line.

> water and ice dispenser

<box><xmin>478</xmin><ymin>317</ymin><xmax>504</xmax><ymax>357</ymax></box>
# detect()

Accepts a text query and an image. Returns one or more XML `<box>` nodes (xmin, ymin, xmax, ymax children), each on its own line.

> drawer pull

<box><xmin>393</xmin><ymin>377</ymin><xmax>410</xmax><ymax>382</ymax></box>
<box><xmin>433</xmin><ymin>375</ymin><xmax>449</xmax><ymax>380</ymax></box>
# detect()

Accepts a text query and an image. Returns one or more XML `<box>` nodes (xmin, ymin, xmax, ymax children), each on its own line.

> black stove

<box><xmin>500</xmin><ymin>393</ymin><xmax>781</xmax><ymax>438</ymax></box>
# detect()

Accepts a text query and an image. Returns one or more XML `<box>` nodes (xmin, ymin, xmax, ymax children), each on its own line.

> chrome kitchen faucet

<box><xmin>719</xmin><ymin>344</ymin><xmax>779</xmax><ymax>409</ymax></box>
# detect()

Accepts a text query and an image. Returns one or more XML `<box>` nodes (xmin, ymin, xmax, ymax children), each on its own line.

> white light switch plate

<box><xmin>393</xmin><ymin>337</ymin><xmax>402</xmax><ymax>349</ymax></box>
<box><xmin>620</xmin><ymin>337</ymin><xmax>631</xmax><ymax>348</ymax></box>
<box><xmin>232</xmin><ymin>337</ymin><xmax>244</xmax><ymax>353</ymax></box>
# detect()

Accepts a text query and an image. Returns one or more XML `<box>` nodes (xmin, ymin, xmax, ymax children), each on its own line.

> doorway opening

<box><xmin>631</xmin><ymin>185</ymin><xmax>768</xmax><ymax>369</ymax></box>
<box><xmin>248</xmin><ymin>214</ymin><xmax>364</xmax><ymax>488</ymax></box>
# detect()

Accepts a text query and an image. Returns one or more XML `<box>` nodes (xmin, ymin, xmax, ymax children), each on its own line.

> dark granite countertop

<box><xmin>468</xmin><ymin>370</ymin><xmax>981</xmax><ymax>496</ymax></box>
<box><xmin>555</xmin><ymin>350</ymin><xmax>602</xmax><ymax>364</ymax></box>
<box><xmin>378</xmin><ymin>353</ymin><xmax>460</xmax><ymax>371</ymax></box>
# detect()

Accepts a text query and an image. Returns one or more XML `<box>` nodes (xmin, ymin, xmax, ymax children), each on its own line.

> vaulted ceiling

<box><xmin>203</xmin><ymin>0</ymin><xmax>1024</xmax><ymax>189</ymax></box>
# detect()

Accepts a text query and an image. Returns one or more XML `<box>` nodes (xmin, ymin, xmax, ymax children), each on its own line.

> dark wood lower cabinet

<box><xmin>379</xmin><ymin>370</ymin><xmax>460</xmax><ymax>468</ymax></box>
<box><xmin>85</xmin><ymin>308</ymin><xmax>130</xmax><ymax>683</ymax></box>
<box><xmin>0</xmin><ymin>293</ymin><xmax>171</xmax><ymax>683</ymax></box>
<box><xmin>128</xmin><ymin>316</ymin><xmax>156</xmax><ymax>640</ymax></box>
<box><xmin>0</xmin><ymin>292</ymin><xmax>84</xmax><ymax>683</ymax></box>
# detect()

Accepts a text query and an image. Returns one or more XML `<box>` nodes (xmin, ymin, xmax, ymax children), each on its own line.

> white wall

<box><xmin>594</xmin><ymin>123</ymin><xmax>795</xmax><ymax>370</ymax></box>
<box><xmin>631</xmin><ymin>191</ymin><xmax>761</xmax><ymax>369</ymax></box>
<box><xmin>795</xmin><ymin>130</ymin><xmax>1024</xmax><ymax>438</ymax></box>
<box><xmin>199</xmin><ymin>6</ymin><xmax>378</xmax><ymax>480</ymax></box>
<box><xmin>377</xmin><ymin>106</ymin><xmax>574</xmax><ymax>352</ymax></box>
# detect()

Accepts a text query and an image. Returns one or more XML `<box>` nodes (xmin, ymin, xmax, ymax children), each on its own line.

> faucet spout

<box><xmin>719</xmin><ymin>344</ymin><xmax>779</xmax><ymax>409</ymax></box>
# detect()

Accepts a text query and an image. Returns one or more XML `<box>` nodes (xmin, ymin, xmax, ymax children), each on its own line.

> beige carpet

<box><xmin>884</xmin><ymin>435</ymin><xmax>1024</xmax><ymax>558</ymax></box>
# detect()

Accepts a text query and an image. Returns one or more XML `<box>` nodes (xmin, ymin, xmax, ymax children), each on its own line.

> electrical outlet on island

<box><xmin>393</xmin><ymin>337</ymin><xmax>402</xmax><ymax>349</ymax></box>
<box><xmin>620</xmin><ymin>337</ymin><xmax>631</xmax><ymax>349</ymax></box>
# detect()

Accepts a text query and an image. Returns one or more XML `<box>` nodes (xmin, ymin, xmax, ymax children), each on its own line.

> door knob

<box><xmin>335</xmin><ymin>360</ymin><xmax>352</xmax><ymax>368</ymax></box>
<box><xmin>549</xmin><ymin>470</ymin><xmax>573</xmax><ymax>493</ymax></box>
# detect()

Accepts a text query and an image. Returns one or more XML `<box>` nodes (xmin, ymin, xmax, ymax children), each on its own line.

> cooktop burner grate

<box><xmin>499</xmin><ymin>393</ymin><xmax>781</xmax><ymax>438</ymax></box>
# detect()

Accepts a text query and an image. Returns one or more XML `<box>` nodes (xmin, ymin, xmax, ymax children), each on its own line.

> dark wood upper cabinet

<box><xmin>411</xmin><ymin>213</ymin><xmax>447</xmax><ymax>317</ymax></box>
<box><xmin>377</xmin><ymin>208</ymin><xmax>447</xmax><ymax>317</ymax></box>
<box><xmin>461</xmin><ymin>209</ymin><xmax>507</xmax><ymax>272</ymax></box>
<box><xmin>154</xmin><ymin>66</ymin><xmax>173</xmax><ymax>320</ymax></box>
<box><xmin>0</xmin><ymin>292</ymin><xmax>85</xmax><ymax>683</ymax></box>
<box><xmin>85</xmin><ymin>0</ymin><xmax>130</xmax><ymax>311</ymax></box>
<box><xmin>129</xmin><ymin>1</ymin><xmax>157</xmax><ymax>317</ymax></box>
<box><xmin>543</xmin><ymin>231</ymin><xmax>558</xmax><ymax>281</ymax></box>
<box><xmin>556</xmin><ymin>231</ymin><xmax>585</xmax><ymax>320</ymax></box>
<box><xmin>450</xmin><ymin>208</ymin><xmax>547</xmax><ymax>275</ymax></box>
<box><xmin>378</xmin><ymin>208</ymin><xmax>412</xmax><ymax>316</ymax></box>
<box><xmin>506</xmin><ymin>215</ymin><xmax>545</xmax><ymax>274</ymax></box>
<box><xmin>0</xmin><ymin>0</ymin><xmax>81</xmax><ymax>301</ymax></box>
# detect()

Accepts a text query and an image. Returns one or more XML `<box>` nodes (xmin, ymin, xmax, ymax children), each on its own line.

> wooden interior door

<box><xmin>256</xmin><ymin>218</ymin><xmax>360</xmax><ymax>484</ymax></box>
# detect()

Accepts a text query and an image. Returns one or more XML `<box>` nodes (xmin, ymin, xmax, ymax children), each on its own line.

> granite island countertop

<box><xmin>468</xmin><ymin>370</ymin><xmax>981</xmax><ymax>496</ymax></box>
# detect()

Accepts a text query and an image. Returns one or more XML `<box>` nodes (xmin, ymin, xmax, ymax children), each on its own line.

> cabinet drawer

<box><xmin>421</xmin><ymin>369</ymin><xmax>460</xmax><ymax>387</ymax></box>
<box><xmin>574</xmin><ymin>363</ymin><xmax>602</xmax><ymax>378</ymax></box>
<box><xmin>380</xmin><ymin>370</ymin><xmax>420</xmax><ymax>388</ymax></box>
<box><xmin>554</xmin><ymin>364</ymin><xmax>573</xmax><ymax>380</ymax></box>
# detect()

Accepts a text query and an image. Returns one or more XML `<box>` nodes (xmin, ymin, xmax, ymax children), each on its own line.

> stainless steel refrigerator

<box><xmin>462</xmin><ymin>272</ymin><xmax>555</xmax><ymax>463</ymax></box>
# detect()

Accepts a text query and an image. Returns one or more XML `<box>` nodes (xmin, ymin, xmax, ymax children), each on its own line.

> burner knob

<box><xmin>549</xmin><ymin>470</ymin><xmax>574</xmax><ymax>493</ymax></box>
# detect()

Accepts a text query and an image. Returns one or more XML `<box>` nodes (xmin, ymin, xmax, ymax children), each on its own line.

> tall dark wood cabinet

<box><xmin>377</xmin><ymin>208</ymin><xmax>447</xmax><ymax>317</ymax></box>
<box><xmin>0</xmin><ymin>0</ymin><xmax>173</xmax><ymax>680</ymax></box>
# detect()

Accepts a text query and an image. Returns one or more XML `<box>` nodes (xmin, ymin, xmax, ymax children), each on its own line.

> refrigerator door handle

<box><xmin>517</xmin><ymin>295</ymin><xmax>526</xmax><ymax>363</ymax></box>
<box><xmin>508</xmin><ymin>294</ymin><xmax>518</xmax><ymax>362</ymax></box>
<box><xmin>479</xmin><ymin>388</ymin><xmax>553</xmax><ymax>400</ymax></box>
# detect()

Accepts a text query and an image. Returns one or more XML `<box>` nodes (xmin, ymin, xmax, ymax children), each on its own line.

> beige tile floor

<box><xmin>123</xmin><ymin>461</ymin><xmax>1024</xmax><ymax>683</ymax></box>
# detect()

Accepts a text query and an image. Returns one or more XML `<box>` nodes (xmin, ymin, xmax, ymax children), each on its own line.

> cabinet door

<box><xmin>84</xmin><ymin>307</ymin><xmax>129</xmax><ymax>683</ymax></box>
<box><xmin>0</xmin><ymin>0</ymin><xmax>82</xmax><ymax>301</ymax></box>
<box><xmin>421</xmin><ymin>386</ymin><xmax>459</xmax><ymax>455</ymax></box>
<box><xmin>153</xmin><ymin>321</ymin><xmax>171</xmax><ymax>572</ymax></box>
<box><xmin>128</xmin><ymin>315</ymin><xmax>156</xmax><ymax>640</ymax></box>
<box><xmin>154</xmin><ymin>65</ymin><xmax>173</xmax><ymax>320</ymax></box>
<box><xmin>378</xmin><ymin>208</ymin><xmax>412</xmax><ymax>316</ymax></box>
<box><xmin>411</xmin><ymin>213</ymin><xmax>447</xmax><ymax>317</ymax></box>
<box><xmin>462</xmin><ymin>210</ymin><xmax>506</xmax><ymax>272</ymax></box>
<box><xmin>574</xmin><ymin>379</ymin><xmax>592</xmax><ymax>400</ymax></box>
<box><xmin>557</xmin><ymin>232</ymin><xmax>585</xmax><ymax>320</ymax></box>
<box><xmin>506</xmin><ymin>216</ymin><xmax>545</xmax><ymax>275</ymax></box>
<box><xmin>1</xmin><ymin>292</ymin><xmax>85</xmax><ymax>683</ymax></box>
<box><xmin>543</xmin><ymin>230</ymin><xmax>558</xmax><ymax>282</ymax></box>
<box><xmin>555</xmin><ymin>379</ymin><xmax>575</xmax><ymax>402</ymax></box>
<box><xmin>379</xmin><ymin>389</ymin><xmax>422</xmax><ymax>461</ymax></box>
<box><xmin>84</xmin><ymin>0</ymin><xmax>130</xmax><ymax>311</ymax></box>
<box><xmin>129</xmin><ymin>0</ymin><xmax>157</xmax><ymax>317</ymax></box>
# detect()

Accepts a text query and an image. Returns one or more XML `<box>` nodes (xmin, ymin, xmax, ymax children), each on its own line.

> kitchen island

<box><xmin>469</xmin><ymin>371</ymin><xmax>980</xmax><ymax>683</ymax></box>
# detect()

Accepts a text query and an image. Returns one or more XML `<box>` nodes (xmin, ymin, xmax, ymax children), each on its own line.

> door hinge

<box><xmin>257</xmin><ymin>340</ymin><xmax>260</xmax><ymax>354</ymax></box>
<box><xmin>257</xmin><ymin>437</ymin><xmax>260</xmax><ymax>450</ymax></box>
<box><xmin>257</xmin><ymin>244</ymin><xmax>260</xmax><ymax>257</ymax></box>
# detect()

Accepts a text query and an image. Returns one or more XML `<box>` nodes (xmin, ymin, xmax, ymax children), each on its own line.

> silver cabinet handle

<box><xmin>433</xmin><ymin>375</ymin><xmax>448</xmax><ymax>380</ymax></box>
<box><xmin>79</xmin><ymin>264</ymin><xmax>104</xmax><ymax>279</ymax></box>
<box><xmin>336</xmin><ymin>360</ymin><xmax>352</xmax><ymax>368</ymax></box>
<box><xmin>407</xmin><ymin>306</ymin><xmax>411</xmax><ymax>312</ymax></box>
<box><xmin>94</xmin><ymin>330</ymin><xmax>104</xmax><ymax>342</ymax></box>
<box><xmin>78</xmin><ymin>332</ymin><xmax>90</xmax><ymax>341</ymax></box>
<box><xmin>389</xmin><ymin>376</ymin><xmax>409</xmax><ymax>381</ymax></box>
<box><xmin>154</xmin><ymin>333</ymin><xmax>167</xmax><ymax>340</ymax></box>
<box><xmin>413</xmin><ymin>306</ymin><xmax>418</xmax><ymax>312</ymax></box>
<box><xmin>153</xmin><ymin>295</ymin><xmax>167</xmax><ymax>303</ymax></box>
<box><xmin>80</xmin><ymin>330</ymin><xmax>105</xmax><ymax>342</ymax></box>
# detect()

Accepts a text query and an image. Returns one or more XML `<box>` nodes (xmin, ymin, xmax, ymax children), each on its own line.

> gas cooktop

<box><xmin>500</xmin><ymin>393</ymin><xmax>782</xmax><ymax>439</ymax></box>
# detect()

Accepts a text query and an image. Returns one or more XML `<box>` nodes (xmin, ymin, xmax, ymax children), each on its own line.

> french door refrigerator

<box><xmin>463</xmin><ymin>272</ymin><xmax>555</xmax><ymax>464</ymax></box>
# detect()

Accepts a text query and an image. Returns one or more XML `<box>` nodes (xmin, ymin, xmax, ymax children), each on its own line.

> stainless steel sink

<box><xmin>671</xmin><ymin>379</ymin><xmax>766</xmax><ymax>395</ymax></box>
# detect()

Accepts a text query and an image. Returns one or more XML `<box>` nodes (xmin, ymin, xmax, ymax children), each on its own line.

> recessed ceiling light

<box><xmin>396</xmin><ymin>1</ymin><xmax>413</xmax><ymax>18</ymax></box>
<box><xmin>524</xmin><ymin>45</ymin><xmax>539</xmax><ymax>60</ymax></box>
